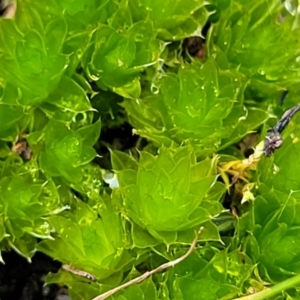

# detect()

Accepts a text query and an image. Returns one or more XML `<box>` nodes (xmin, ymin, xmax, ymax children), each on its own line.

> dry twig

<box><xmin>92</xmin><ymin>226</ymin><xmax>204</xmax><ymax>300</ymax></box>
<box><xmin>62</xmin><ymin>264</ymin><xmax>96</xmax><ymax>281</ymax></box>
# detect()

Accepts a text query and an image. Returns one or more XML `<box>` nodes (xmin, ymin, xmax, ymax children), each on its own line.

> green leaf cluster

<box><xmin>112</xmin><ymin>146</ymin><xmax>222</xmax><ymax>240</ymax></box>
<box><xmin>1</xmin><ymin>0</ymin><xmax>300</xmax><ymax>299</ymax></box>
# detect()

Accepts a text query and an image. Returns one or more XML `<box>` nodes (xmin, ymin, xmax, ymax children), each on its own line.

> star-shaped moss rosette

<box><xmin>39</xmin><ymin>119</ymin><xmax>101</xmax><ymax>193</ymax></box>
<box><xmin>38</xmin><ymin>198</ymin><xmax>135</xmax><ymax>283</ymax></box>
<box><xmin>0</xmin><ymin>154</ymin><xmax>69</xmax><ymax>260</ymax></box>
<box><xmin>208</xmin><ymin>0</ymin><xmax>300</xmax><ymax>97</ymax></box>
<box><xmin>124</xmin><ymin>59</ymin><xmax>269</xmax><ymax>152</ymax></box>
<box><xmin>111</xmin><ymin>146</ymin><xmax>223</xmax><ymax>242</ymax></box>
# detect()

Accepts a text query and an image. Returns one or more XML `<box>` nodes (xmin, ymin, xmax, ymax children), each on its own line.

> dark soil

<box><xmin>0</xmin><ymin>251</ymin><xmax>67</xmax><ymax>300</ymax></box>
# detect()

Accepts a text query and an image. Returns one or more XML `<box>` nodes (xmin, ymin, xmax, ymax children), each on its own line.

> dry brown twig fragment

<box><xmin>0</xmin><ymin>0</ymin><xmax>16</xmax><ymax>18</ymax></box>
<box><xmin>92</xmin><ymin>226</ymin><xmax>205</xmax><ymax>300</ymax></box>
<box><xmin>62</xmin><ymin>264</ymin><xmax>97</xmax><ymax>282</ymax></box>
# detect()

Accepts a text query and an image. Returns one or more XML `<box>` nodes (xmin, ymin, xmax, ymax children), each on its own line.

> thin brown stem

<box><xmin>92</xmin><ymin>226</ymin><xmax>205</xmax><ymax>300</ymax></box>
